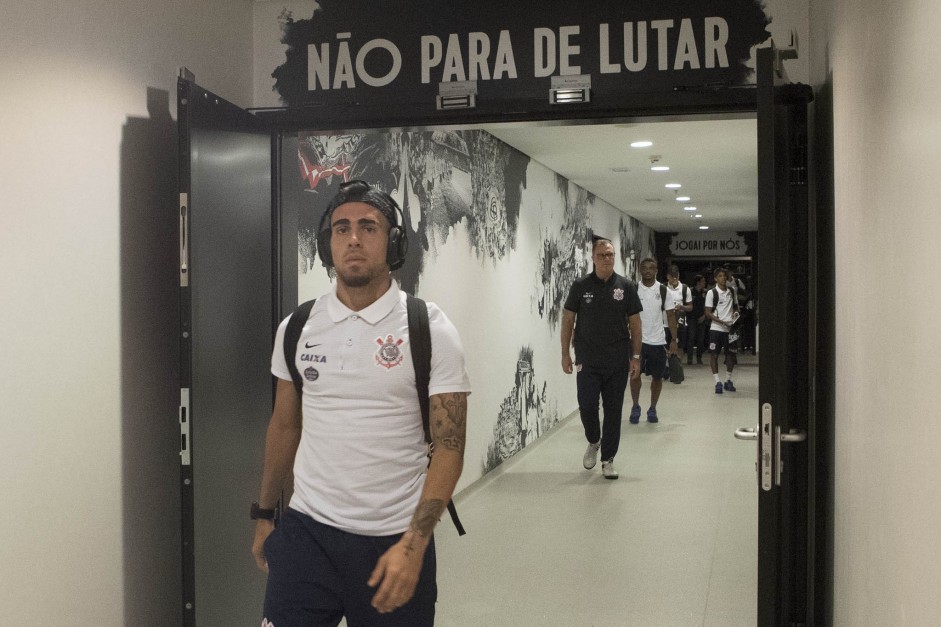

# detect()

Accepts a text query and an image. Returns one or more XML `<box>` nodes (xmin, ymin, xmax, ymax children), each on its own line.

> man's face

<box><xmin>667</xmin><ymin>273</ymin><xmax>679</xmax><ymax>287</ymax></box>
<box><xmin>696</xmin><ymin>277</ymin><xmax>706</xmax><ymax>290</ymax></box>
<box><xmin>715</xmin><ymin>271</ymin><xmax>727</xmax><ymax>288</ymax></box>
<box><xmin>329</xmin><ymin>202</ymin><xmax>390</xmax><ymax>288</ymax></box>
<box><xmin>640</xmin><ymin>261</ymin><xmax>657</xmax><ymax>282</ymax></box>
<box><xmin>592</xmin><ymin>242</ymin><xmax>616</xmax><ymax>276</ymax></box>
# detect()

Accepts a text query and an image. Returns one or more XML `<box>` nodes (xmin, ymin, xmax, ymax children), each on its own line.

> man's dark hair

<box><xmin>640</xmin><ymin>257</ymin><xmax>658</xmax><ymax>267</ymax></box>
<box><xmin>667</xmin><ymin>264</ymin><xmax>680</xmax><ymax>278</ymax></box>
<box><xmin>695</xmin><ymin>274</ymin><xmax>705</xmax><ymax>283</ymax></box>
<box><xmin>321</xmin><ymin>179</ymin><xmax>400</xmax><ymax>230</ymax></box>
<box><xmin>714</xmin><ymin>267</ymin><xmax>728</xmax><ymax>278</ymax></box>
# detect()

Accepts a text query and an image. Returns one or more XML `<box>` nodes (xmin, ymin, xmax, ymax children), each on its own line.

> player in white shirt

<box><xmin>252</xmin><ymin>181</ymin><xmax>471</xmax><ymax>626</ymax></box>
<box><xmin>704</xmin><ymin>267</ymin><xmax>739</xmax><ymax>394</ymax></box>
<box><xmin>628</xmin><ymin>258</ymin><xmax>679</xmax><ymax>424</ymax></box>
<box><xmin>664</xmin><ymin>265</ymin><xmax>692</xmax><ymax>357</ymax></box>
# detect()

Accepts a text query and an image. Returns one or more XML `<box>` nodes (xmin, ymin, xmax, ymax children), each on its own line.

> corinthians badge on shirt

<box><xmin>613</xmin><ymin>288</ymin><xmax>624</xmax><ymax>301</ymax></box>
<box><xmin>375</xmin><ymin>334</ymin><xmax>405</xmax><ymax>369</ymax></box>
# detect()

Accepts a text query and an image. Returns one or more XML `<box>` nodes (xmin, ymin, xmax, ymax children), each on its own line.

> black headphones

<box><xmin>316</xmin><ymin>180</ymin><xmax>409</xmax><ymax>270</ymax></box>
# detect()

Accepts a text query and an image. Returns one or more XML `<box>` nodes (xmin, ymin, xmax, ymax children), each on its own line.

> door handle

<box><xmin>734</xmin><ymin>426</ymin><xmax>758</xmax><ymax>441</ymax></box>
<box><xmin>775</xmin><ymin>426</ymin><xmax>807</xmax><ymax>486</ymax></box>
<box><xmin>734</xmin><ymin>405</ymin><xmax>808</xmax><ymax>490</ymax></box>
<box><xmin>780</xmin><ymin>429</ymin><xmax>807</xmax><ymax>443</ymax></box>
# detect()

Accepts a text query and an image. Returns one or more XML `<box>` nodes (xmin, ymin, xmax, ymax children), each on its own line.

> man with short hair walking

<box><xmin>628</xmin><ymin>258</ymin><xmax>679</xmax><ymax>424</ymax></box>
<box><xmin>561</xmin><ymin>238</ymin><xmax>642</xmax><ymax>480</ymax></box>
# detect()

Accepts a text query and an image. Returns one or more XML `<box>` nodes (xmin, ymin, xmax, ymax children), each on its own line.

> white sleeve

<box><xmin>426</xmin><ymin>303</ymin><xmax>472</xmax><ymax>397</ymax></box>
<box><xmin>705</xmin><ymin>290</ymin><xmax>715</xmax><ymax>309</ymax></box>
<box><xmin>270</xmin><ymin>314</ymin><xmax>293</xmax><ymax>381</ymax></box>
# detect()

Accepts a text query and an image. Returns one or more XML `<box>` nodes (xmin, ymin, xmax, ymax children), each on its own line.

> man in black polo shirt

<box><xmin>561</xmin><ymin>238</ymin><xmax>643</xmax><ymax>480</ymax></box>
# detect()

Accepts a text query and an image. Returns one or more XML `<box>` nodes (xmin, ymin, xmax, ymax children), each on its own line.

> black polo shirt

<box><xmin>564</xmin><ymin>271</ymin><xmax>643</xmax><ymax>367</ymax></box>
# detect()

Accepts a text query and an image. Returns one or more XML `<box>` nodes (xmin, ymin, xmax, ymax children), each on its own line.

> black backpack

<box><xmin>705</xmin><ymin>287</ymin><xmax>740</xmax><ymax>331</ymax></box>
<box><xmin>283</xmin><ymin>294</ymin><xmax>465</xmax><ymax>535</ymax></box>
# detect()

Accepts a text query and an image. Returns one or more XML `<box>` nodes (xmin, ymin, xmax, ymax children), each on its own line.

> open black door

<box><xmin>177</xmin><ymin>75</ymin><xmax>276</xmax><ymax>626</ymax></box>
<box><xmin>754</xmin><ymin>46</ymin><xmax>817</xmax><ymax>625</ymax></box>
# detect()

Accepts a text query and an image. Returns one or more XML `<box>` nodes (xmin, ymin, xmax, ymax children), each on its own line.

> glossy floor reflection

<box><xmin>436</xmin><ymin>355</ymin><xmax>759</xmax><ymax>627</ymax></box>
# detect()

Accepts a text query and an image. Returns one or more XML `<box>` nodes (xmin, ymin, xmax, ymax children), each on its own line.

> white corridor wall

<box><xmin>0</xmin><ymin>1</ymin><xmax>255</xmax><ymax>625</ymax></box>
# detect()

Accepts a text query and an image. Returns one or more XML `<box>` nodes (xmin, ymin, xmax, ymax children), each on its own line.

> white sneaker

<box><xmin>602</xmin><ymin>460</ymin><xmax>619</xmax><ymax>480</ymax></box>
<box><xmin>583</xmin><ymin>441</ymin><xmax>601</xmax><ymax>469</ymax></box>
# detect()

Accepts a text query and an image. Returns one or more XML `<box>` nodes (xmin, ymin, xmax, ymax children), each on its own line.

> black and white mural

<box><xmin>292</xmin><ymin>129</ymin><xmax>655</xmax><ymax>486</ymax></box>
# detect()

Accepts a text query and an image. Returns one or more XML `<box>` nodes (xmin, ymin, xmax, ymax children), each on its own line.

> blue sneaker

<box><xmin>724</xmin><ymin>380</ymin><xmax>737</xmax><ymax>392</ymax></box>
<box><xmin>715</xmin><ymin>382</ymin><xmax>723</xmax><ymax>394</ymax></box>
<box><xmin>629</xmin><ymin>404</ymin><xmax>641</xmax><ymax>424</ymax></box>
<box><xmin>647</xmin><ymin>407</ymin><xmax>659</xmax><ymax>423</ymax></box>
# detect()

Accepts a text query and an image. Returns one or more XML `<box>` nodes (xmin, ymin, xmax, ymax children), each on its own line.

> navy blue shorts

<box><xmin>640</xmin><ymin>343</ymin><xmax>668</xmax><ymax>379</ymax></box>
<box><xmin>708</xmin><ymin>330</ymin><xmax>738</xmax><ymax>355</ymax></box>
<box><xmin>262</xmin><ymin>508</ymin><xmax>437</xmax><ymax>627</ymax></box>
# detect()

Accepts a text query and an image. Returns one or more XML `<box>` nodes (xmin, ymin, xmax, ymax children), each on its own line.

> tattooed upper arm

<box><xmin>429</xmin><ymin>392</ymin><xmax>467</xmax><ymax>454</ymax></box>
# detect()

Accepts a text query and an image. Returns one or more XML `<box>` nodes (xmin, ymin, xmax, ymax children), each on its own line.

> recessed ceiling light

<box><xmin>699</xmin><ymin>225</ymin><xmax>710</xmax><ymax>230</ymax></box>
<box><xmin>676</xmin><ymin>196</ymin><xmax>690</xmax><ymax>202</ymax></box>
<box><xmin>665</xmin><ymin>183</ymin><xmax>682</xmax><ymax>189</ymax></box>
<box><xmin>683</xmin><ymin>206</ymin><xmax>697</xmax><ymax>211</ymax></box>
<box><xmin>651</xmin><ymin>166</ymin><xmax>670</xmax><ymax>171</ymax></box>
<box><xmin>631</xmin><ymin>140</ymin><xmax>653</xmax><ymax>148</ymax></box>
<box><xmin>694</xmin><ymin>214</ymin><xmax>703</xmax><ymax>218</ymax></box>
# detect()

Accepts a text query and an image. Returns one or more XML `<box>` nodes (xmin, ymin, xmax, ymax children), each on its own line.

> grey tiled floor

<box><xmin>435</xmin><ymin>356</ymin><xmax>760</xmax><ymax>627</ymax></box>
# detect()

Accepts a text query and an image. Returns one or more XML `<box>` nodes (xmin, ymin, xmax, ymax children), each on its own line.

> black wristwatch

<box><xmin>250</xmin><ymin>502</ymin><xmax>277</xmax><ymax>520</ymax></box>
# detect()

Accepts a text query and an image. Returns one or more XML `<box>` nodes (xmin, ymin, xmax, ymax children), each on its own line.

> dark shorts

<box><xmin>640</xmin><ymin>343</ymin><xmax>668</xmax><ymax>379</ymax></box>
<box><xmin>708</xmin><ymin>330</ymin><xmax>739</xmax><ymax>355</ymax></box>
<box><xmin>263</xmin><ymin>508</ymin><xmax>437</xmax><ymax>627</ymax></box>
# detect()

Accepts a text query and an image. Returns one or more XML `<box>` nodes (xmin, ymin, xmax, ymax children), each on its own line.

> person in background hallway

<box><xmin>726</xmin><ymin>268</ymin><xmax>748</xmax><ymax>313</ymax></box>
<box><xmin>664</xmin><ymin>265</ymin><xmax>692</xmax><ymax>359</ymax></box>
<box><xmin>561</xmin><ymin>237</ymin><xmax>642</xmax><ymax>480</ymax></box>
<box><xmin>705</xmin><ymin>267</ymin><xmax>739</xmax><ymax>394</ymax></box>
<box><xmin>628</xmin><ymin>258</ymin><xmax>678</xmax><ymax>424</ymax></box>
<box><xmin>251</xmin><ymin>180</ymin><xmax>471</xmax><ymax>626</ymax></box>
<box><xmin>686</xmin><ymin>274</ymin><xmax>707</xmax><ymax>365</ymax></box>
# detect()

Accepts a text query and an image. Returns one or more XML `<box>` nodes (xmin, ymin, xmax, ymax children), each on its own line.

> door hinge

<box><xmin>180</xmin><ymin>193</ymin><xmax>189</xmax><ymax>287</ymax></box>
<box><xmin>179</xmin><ymin>388</ymin><xmax>191</xmax><ymax>466</ymax></box>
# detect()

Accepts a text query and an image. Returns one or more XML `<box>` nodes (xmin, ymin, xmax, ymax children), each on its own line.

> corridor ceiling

<box><xmin>482</xmin><ymin>117</ymin><xmax>758</xmax><ymax>233</ymax></box>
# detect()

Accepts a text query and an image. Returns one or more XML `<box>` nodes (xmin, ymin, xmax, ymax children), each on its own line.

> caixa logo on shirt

<box><xmin>582</xmin><ymin>292</ymin><xmax>594</xmax><ymax>304</ymax></box>
<box><xmin>375</xmin><ymin>334</ymin><xmax>405</xmax><ymax>369</ymax></box>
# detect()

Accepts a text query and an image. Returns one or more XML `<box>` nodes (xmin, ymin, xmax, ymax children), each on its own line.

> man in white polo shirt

<box><xmin>251</xmin><ymin>180</ymin><xmax>471</xmax><ymax>626</ymax></box>
<box><xmin>705</xmin><ymin>266</ymin><xmax>739</xmax><ymax>394</ymax></box>
<box><xmin>628</xmin><ymin>258</ymin><xmax>679</xmax><ymax>424</ymax></box>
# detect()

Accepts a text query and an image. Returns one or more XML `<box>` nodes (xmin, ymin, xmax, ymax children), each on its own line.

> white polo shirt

<box><xmin>663</xmin><ymin>281</ymin><xmax>691</xmax><ymax>326</ymax></box>
<box><xmin>636</xmin><ymin>280</ymin><xmax>667</xmax><ymax>345</ymax></box>
<box><xmin>271</xmin><ymin>282</ymin><xmax>471</xmax><ymax>536</ymax></box>
<box><xmin>705</xmin><ymin>285</ymin><xmax>736</xmax><ymax>333</ymax></box>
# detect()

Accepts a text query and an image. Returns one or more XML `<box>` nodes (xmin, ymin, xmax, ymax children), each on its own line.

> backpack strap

<box><xmin>406</xmin><ymin>294</ymin><xmax>432</xmax><ymax>443</ymax></box>
<box><xmin>660</xmin><ymin>283</ymin><xmax>668</xmax><ymax>311</ymax></box>
<box><xmin>284</xmin><ymin>299</ymin><xmax>317</xmax><ymax>396</ymax></box>
<box><xmin>682</xmin><ymin>284</ymin><xmax>688</xmax><ymax>303</ymax></box>
<box><xmin>406</xmin><ymin>294</ymin><xmax>466</xmax><ymax>536</ymax></box>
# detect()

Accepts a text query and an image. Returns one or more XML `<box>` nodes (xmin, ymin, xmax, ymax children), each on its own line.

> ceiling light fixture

<box><xmin>694</xmin><ymin>214</ymin><xmax>703</xmax><ymax>218</ymax></box>
<box><xmin>651</xmin><ymin>166</ymin><xmax>670</xmax><ymax>171</ymax></box>
<box><xmin>630</xmin><ymin>140</ymin><xmax>653</xmax><ymax>148</ymax></box>
<box><xmin>665</xmin><ymin>183</ymin><xmax>682</xmax><ymax>189</ymax></box>
<box><xmin>683</xmin><ymin>206</ymin><xmax>697</xmax><ymax>211</ymax></box>
<box><xmin>699</xmin><ymin>225</ymin><xmax>710</xmax><ymax>230</ymax></box>
<box><xmin>676</xmin><ymin>196</ymin><xmax>691</xmax><ymax>202</ymax></box>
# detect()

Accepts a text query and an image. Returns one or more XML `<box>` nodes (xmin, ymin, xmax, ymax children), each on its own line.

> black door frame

<box><xmin>179</xmin><ymin>45</ymin><xmax>830</xmax><ymax>623</ymax></box>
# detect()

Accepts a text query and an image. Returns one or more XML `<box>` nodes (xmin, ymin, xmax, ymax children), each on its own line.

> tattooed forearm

<box><xmin>409</xmin><ymin>498</ymin><xmax>447</xmax><ymax>538</ymax></box>
<box><xmin>430</xmin><ymin>393</ymin><xmax>467</xmax><ymax>454</ymax></box>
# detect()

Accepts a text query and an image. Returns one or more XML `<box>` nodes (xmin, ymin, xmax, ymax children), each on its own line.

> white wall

<box><xmin>810</xmin><ymin>0</ymin><xmax>941</xmax><ymax>624</ymax></box>
<box><xmin>0</xmin><ymin>1</ymin><xmax>254</xmax><ymax>625</ymax></box>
